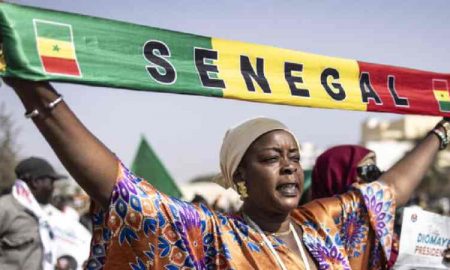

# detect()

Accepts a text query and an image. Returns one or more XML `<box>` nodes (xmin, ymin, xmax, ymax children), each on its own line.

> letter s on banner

<box><xmin>143</xmin><ymin>40</ymin><xmax>177</xmax><ymax>84</ymax></box>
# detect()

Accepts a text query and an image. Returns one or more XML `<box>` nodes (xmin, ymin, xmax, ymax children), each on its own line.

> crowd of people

<box><xmin>1</xmin><ymin>76</ymin><xmax>449</xmax><ymax>269</ymax></box>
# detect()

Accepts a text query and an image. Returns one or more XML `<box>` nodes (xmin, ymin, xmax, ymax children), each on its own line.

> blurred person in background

<box><xmin>311</xmin><ymin>145</ymin><xmax>380</xmax><ymax>200</ymax></box>
<box><xmin>44</xmin><ymin>192</ymin><xmax>92</xmax><ymax>269</ymax></box>
<box><xmin>0</xmin><ymin>157</ymin><xmax>66</xmax><ymax>270</ymax></box>
<box><xmin>52</xmin><ymin>194</ymin><xmax>80</xmax><ymax>221</ymax></box>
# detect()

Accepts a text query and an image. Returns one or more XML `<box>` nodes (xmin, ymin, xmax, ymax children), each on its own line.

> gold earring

<box><xmin>236</xmin><ymin>181</ymin><xmax>248</xmax><ymax>199</ymax></box>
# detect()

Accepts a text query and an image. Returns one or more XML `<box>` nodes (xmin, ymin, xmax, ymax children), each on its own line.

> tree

<box><xmin>0</xmin><ymin>103</ymin><xmax>19</xmax><ymax>194</ymax></box>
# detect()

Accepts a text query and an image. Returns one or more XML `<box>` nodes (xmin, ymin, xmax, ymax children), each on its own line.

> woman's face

<box><xmin>236</xmin><ymin>130</ymin><xmax>304</xmax><ymax>215</ymax></box>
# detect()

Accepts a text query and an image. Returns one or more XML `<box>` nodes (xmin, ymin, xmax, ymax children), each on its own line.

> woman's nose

<box><xmin>281</xmin><ymin>160</ymin><xmax>298</xmax><ymax>174</ymax></box>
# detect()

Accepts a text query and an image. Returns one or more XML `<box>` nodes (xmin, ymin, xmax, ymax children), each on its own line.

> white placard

<box><xmin>393</xmin><ymin>206</ymin><xmax>450</xmax><ymax>270</ymax></box>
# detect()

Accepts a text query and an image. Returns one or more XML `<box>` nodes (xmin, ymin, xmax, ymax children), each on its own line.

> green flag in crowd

<box><xmin>131</xmin><ymin>136</ymin><xmax>182</xmax><ymax>198</ymax></box>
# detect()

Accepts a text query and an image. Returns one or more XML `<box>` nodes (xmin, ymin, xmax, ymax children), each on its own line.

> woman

<box><xmin>4</xmin><ymin>78</ymin><xmax>449</xmax><ymax>269</ymax></box>
<box><xmin>311</xmin><ymin>145</ymin><xmax>399</xmax><ymax>268</ymax></box>
<box><xmin>311</xmin><ymin>145</ymin><xmax>378</xmax><ymax>200</ymax></box>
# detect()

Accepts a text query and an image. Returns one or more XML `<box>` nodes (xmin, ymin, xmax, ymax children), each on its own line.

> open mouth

<box><xmin>276</xmin><ymin>183</ymin><xmax>299</xmax><ymax>197</ymax></box>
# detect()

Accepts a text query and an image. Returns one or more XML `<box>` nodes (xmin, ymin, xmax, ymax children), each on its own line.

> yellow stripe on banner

<box><xmin>433</xmin><ymin>90</ymin><xmax>450</xmax><ymax>102</ymax></box>
<box><xmin>212</xmin><ymin>38</ymin><xmax>365</xmax><ymax>111</ymax></box>
<box><xmin>36</xmin><ymin>37</ymin><xmax>76</xmax><ymax>59</ymax></box>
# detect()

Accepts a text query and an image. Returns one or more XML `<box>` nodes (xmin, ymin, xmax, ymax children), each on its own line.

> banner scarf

<box><xmin>0</xmin><ymin>3</ymin><xmax>449</xmax><ymax>116</ymax></box>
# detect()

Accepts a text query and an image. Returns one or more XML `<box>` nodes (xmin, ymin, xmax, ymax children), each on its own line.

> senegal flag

<box><xmin>33</xmin><ymin>19</ymin><xmax>81</xmax><ymax>77</ymax></box>
<box><xmin>433</xmin><ymin>80</ymin><xmax>450</xmax><ymax>112</ymax></box>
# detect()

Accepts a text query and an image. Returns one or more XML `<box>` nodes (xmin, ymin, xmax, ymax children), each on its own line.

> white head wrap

<box><xmin>214</xmin><ymin>117</ymin><xmax>300</xmax><ymax>190</ymax></box>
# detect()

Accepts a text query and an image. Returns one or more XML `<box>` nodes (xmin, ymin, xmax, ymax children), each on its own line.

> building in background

<box><xmin>300</xmin><ymin>142</ymin><xmax>323</xmax><ymax>170</ymax></box>
<box><xmin>361</xmin><ymin>115</ymin><xmax>450</xmax><ymax>170</ymax></box>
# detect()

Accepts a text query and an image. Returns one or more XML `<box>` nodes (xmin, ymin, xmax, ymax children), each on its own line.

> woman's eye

<box><xmin>263</xmin><ymin>156</ymin><xmax>279</xmax><ymax>162</ymax></box>
<box><xmin>290</xmin><ymin>156</ymin><xmax>300</xmax><ymax>162</ymax></box>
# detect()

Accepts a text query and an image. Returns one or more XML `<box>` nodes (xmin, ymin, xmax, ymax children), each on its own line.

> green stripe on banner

<box><xmin>0</xmin><ymin>3</ymin><xmax>219</xmax><ymax>97</ymax></box>
<box><xmin>35</xmin><ymin>20</ymin><xmax>71</xmax><ymax>41</ymax></box>
<box><xmin>439</xmin><ymin>101</ymin><xmax>450</xmax><ymax>112</ymax></box>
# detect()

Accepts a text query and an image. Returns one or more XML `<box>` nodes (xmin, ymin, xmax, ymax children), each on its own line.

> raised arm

<box><xmin>381</xmin><ymin>120</ymin><xmax>448</xmax><ymax>206</ymax></box>
<box><xmin>4</xmin><ymin>78</ymin><xmax>117</xmax><ymax>208</ymax></box>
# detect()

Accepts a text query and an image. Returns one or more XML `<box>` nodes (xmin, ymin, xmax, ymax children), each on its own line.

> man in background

<box><xmin>0</xmin><ymin>157</ymin><xmax>66</xmax><ymax>270</ymax></box>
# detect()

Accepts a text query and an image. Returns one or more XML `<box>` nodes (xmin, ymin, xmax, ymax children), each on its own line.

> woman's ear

<box><xmin>233</xmin><ymin>168</ymin><xmax>250</xmax><ymax>200</ymax></box>
<box><xmin>233</xmin><ymin>168</ymin><xmax>244</xmax><ymax>186</ymax></box>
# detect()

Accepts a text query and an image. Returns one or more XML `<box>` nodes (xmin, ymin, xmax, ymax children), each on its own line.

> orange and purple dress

<box><xmin>86</xmin><ymin>162</ymin><xmax>395</xmax><ymax>269</ymax></box>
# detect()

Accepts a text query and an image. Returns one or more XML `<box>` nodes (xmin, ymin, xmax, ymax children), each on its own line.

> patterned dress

<box><xmin>86</xmin><ymin>162</ymin><xmax>395</xmax><ymax>269</ymax></box>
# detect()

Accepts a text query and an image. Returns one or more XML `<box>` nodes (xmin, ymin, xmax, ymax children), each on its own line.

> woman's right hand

<box><xmin>3</xmin><ymin>77</ymin><xmax>118</xmax><ymax>208</ymax></box>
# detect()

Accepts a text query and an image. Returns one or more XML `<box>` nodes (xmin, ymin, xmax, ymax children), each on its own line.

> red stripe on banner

<box><xmin>433</xmin><ymin>80</ymin><xmax>448</xmax><ymax>91</ymax></box>
<box><xmin>358</xmin><ymin>61</ymin><xmax>450</xmax><ymax>116</ymax></box>
<box><xmin>41</xmin><ymin>56</ymin><xmax>80</xmax><ymax>76</ymax></box>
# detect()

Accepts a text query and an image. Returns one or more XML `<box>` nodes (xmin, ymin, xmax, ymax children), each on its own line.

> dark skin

<box><xmin>235</xmin><ymin>130</ymin><xmax>303</xmax><ymax>233</ymax></box>
<box><xmin>235</xmin><ymin>130</ymin><xmax>317</xmax><ymax>268</ymax></box>
<box><xmin>27</xmin><ymin>176</ymin><xmax>55</xmax><ymax>205</ymax></box>
<box><xmin>3</xmin><ymin>78</ymin><xmax>447</xmax><ymax>266</ymax></box>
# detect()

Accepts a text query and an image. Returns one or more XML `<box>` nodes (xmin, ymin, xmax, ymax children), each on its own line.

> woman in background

<box><xmin>311</xmin><ymin>145</ymin><xmax>380</xmax><ymax>200</ymax></box>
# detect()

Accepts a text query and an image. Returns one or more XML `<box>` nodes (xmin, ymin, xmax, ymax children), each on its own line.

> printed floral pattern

<box><xmin>86</xmin><ymin>162</ymin><xmax>395</xmax><ymax>269</ymax></box>
<box><xmin>336</xmin><ymin>200</ymin><xmax>369</xmax><ymax>258</ymax></box>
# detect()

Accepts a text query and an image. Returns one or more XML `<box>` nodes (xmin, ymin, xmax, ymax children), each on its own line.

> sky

<box><xmin>2</xmin><ymin>0</ymin><xmax>450</xmax><ymax>183</ymax></box>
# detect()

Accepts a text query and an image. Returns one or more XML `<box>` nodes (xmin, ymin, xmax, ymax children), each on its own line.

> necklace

<box><xmin>264</xmin><ymin>226</ymin><xmax>292</xmax><ymax>237</ymax></box>
<box><xmin>243</xmin><ymin>214</ymin><xmax>311</xmax><ymax>270</ymax></box>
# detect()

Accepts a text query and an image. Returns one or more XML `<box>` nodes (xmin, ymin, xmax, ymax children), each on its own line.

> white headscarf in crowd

<box><xmin>214</xmin><ymin>117</ymin><xmax>300</xmax><ymax>190</ymax></box>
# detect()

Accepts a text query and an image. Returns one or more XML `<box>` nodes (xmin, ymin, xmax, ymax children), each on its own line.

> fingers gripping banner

<box><xmin>0</xmin><ymin>3</ymin><xmax>449</xmax><ymax>116</ymax></box>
